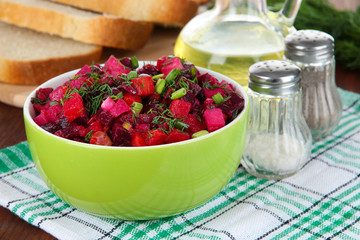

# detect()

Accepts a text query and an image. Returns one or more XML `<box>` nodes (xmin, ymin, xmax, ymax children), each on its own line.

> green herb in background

<box><xmin>268</xmin><ymin>0</ymin><xmax>360</xmax><ymax>70</ymax></box>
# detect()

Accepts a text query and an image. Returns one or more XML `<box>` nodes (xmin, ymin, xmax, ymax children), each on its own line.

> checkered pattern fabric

<box><xmin>1</xmin><ymin>88</ymin><xmax>359</xmax><ymax>240</ymax></box>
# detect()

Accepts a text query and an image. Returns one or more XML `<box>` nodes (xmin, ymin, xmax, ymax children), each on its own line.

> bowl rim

<box><xmin>23</xmin><ymin>62</ymin><xmax>248</xmax><ymax>149</ymax></box>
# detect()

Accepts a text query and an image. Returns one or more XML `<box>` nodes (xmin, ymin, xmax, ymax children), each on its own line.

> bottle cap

<box><xmin>249</xmin><ymin>60</ymin><xmax>301</xmax><ymax>95</ymax></box>
<box><xmin>284</xmin><ymin>30</ymin><xmax>334</xmax><ymax>63</ymax></box>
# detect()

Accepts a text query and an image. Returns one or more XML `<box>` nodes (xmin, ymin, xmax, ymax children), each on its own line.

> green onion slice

<box><xmin>192</xmin><ymin>130</ymin><xmax>209</xmax><ymax>138</ymax></box>
<box><xmin>131</xmin><ymin>102</ymin><xmax>143</xmax><ymax>116</ymax></box>
<box><xmin>155</xmin><ymin>79</ymin><xmax>166</xmax><ymax>94</ymax></box>
<box><xmin>171</xmin><ymin>88</ymin><xmax>186</xmax><ymax>100</ymax></box>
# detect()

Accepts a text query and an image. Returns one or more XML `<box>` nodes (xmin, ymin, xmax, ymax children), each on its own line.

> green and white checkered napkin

<box><xmin>1</xmin><ymin>88</ymin><xmax>360</xmax><ymax>240</ymax></box>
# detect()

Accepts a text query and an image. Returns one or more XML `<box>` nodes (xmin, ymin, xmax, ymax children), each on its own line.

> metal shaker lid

<box><xmin>284</xmin><ymin>30</ymin><xmax>334</xmax><ymax>63</ymax></box>
<box><xmin>249</xmin><ymin>60</ymin><xmax>301</xmax><ymax>95</ymax></box>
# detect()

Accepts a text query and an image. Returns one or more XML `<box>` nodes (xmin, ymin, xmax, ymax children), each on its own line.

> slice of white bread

<box><xmin>0</xmin><ymin>0</ymin><xmax>154</xmax><ymax>49</ymax></box>
<box><xmin>49</xmin><ymin>0</ymin><xmax>200</xmax><ymax>26</ymax></box>
<box><xmin>0</xmin><ymin>21</ymin><xmax>102</xmax><ymax>85</ymax></box>
<box><xmin>193</xmin><ymin>0</ymin><xmax>212</xmax><ymax>3</ymax></box>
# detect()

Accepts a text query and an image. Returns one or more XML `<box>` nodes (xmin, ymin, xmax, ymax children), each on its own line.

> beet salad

<box><xmin>31</xmin><ymin>55</ymin><xmax>245</xmax><ymax>146</ymax></box>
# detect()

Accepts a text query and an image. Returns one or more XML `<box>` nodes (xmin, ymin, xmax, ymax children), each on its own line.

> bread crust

<box><xmin>0</xmin><ymin>0</ymin><xmax>154</xmax><ymax>49</ymax></box>
<box><xmin>0</xmin><ymin>47</ymin><xmax>102</xmax><ymax>85</ymax></box>
<box><xmin>49</xmin><ymin>0</ymin><xmax>199</xmax><ymax>26</ymax></box>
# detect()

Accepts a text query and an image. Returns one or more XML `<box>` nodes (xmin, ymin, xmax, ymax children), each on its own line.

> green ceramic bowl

<box><xmin>23</xmin><ymin>64</ymin><xmax>249</xmax><ymax>220</ymax></box>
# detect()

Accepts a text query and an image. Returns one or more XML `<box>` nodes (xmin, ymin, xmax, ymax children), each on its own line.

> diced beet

<box><xmin>170</xmin><ymin>99</ymin><xmax>192</xmax><ymax>119</ymax></box>
<box><xmin>33</xmin><ymin>102</ymin><xmax>50</xmax><ymax>114</ymax></box>
<box><xmin>46</xmin><ymin>104</ymin><xmax>63</xmax><ymax>123</ymax></box>
<box><xmin>110</xmin><ymin>123</ymin><xmax>131</xmax><ymax>146</ymax></box>
<box><xmin>91</xmin><ymin>63</ymin><xmax>104</xmax><ymax>75</ymax></box>
<box><xmin>135</xmin><ymin>124</ymin><xmax>150</xmax><ymax>133</ymax></box>
<box><xmin>197</xmin><ymin>73</ymin><xmax>218</xmax><ymax>85</ymax></box>
<box><xmin>137</xmin><ymin>64</ymin><xmax>161</xmax><ymax>76</ymax></box>
<box><xmin>181</xmin><ymin>91</ymin><xmax>195</xmax><ymax>104</ymax></box>
<box><xmin>35</xmin><ymin>88</ymin><xmax>53</xmax><ymax>102</ymax></box>
<box><xmin>54</xmin><ymin>129</ymin><xmax>64</xmax><ymax>137</ymax></box>
<box><xmin>67</xmin><ymin>78</ymin><xmax>84</xmax><ymax>90</ymax></box>
<box><xmin>145</xmin><ymin>129</ymin><xmax>167</xmax><ymax>146</ymax></box>
<box><xmin>49</xmin><ymin>85</ymin><xmax>68</xmax><ymax>102</ymax></box>
<box><xmin>141</xmin><ymin>102</ymin><xmax>158</xmax><ymax>114</ymax></box>
<box><xmin>131</xmin><ymin>132</ymin><xmax>146</xmax><ymax>147</ymax></box>
<box><xmin>119</xmin><ymin>57</ymin><xmax>134</xmax><ymax>69</ymax></box>
<box><xmin>75</xmin><ymin>65</ymin><xmax>92</xmax><ymax>76</ymax></box>
<box><xmin>139</xmin><ymin>113</ymin><xmax>156</xmax><ymax>124</ymax></box>
<box><xmin>41</xmin><ymin>122</ymin><xmax>60</xmax><ymax>134</ymax></box>
<box><xmin>101</xmin><ymin>96</ymin><xmax>115</xmax><ymax>112</ymax></box>
<box><xmin>87</xmin><ymin>114</ymin><xmax>97</xmax><ymax>125</ymax></box>
<box><xmin>223</xmin><ymin>113</ymin><xmax>228</xmax><ymax>122</ymax></box>
<box><xmin>112</xmin><ymin>88</ymin><xmax>122</xmax><ymax>96</ymax></box>
<box><xmin>204</xmin><ymin>108</ymin><xmax>226</xmax><ymax>132</ymax></box>
<box><xmin>182</xmin><ymin>62</ymin><xmax>198</xmax><ymax>79</ymax></box>
<box><xmin>162</xmin><ymin>88</ymin><xmax>173</xmax><ymax>106</ymax></box>
<box><xmin>33</xmin><ymin>110</ymin><xmax>48</xmax><ymax>126</ymax></box>
<box><xmin>146</xmin><ymin>92</ymin><xmax>162</xmax><ymax>104</ymax></box>
<box><xmin>165</xmin><ymin>129</ymin><xmax>190</xmax><ymax>144</ymax></box>
<box><xmin>74</xmin><ymin>111</ymin><xmax>89</xmax><ymax>127</ymax></box>
<box><xmin>156</xmin><ymin>55</ymin><xmax>168</xmax><ymax>70</ymax></box>
<box><xmin>95</xmin><ymin>109</ymin><xmax>115</xmax><ymax>126</ymax></box>
<box><xmin>202</xmin><ymin>80</ymin><xmax>232</xmax><ymax>98</ymax></box>
<box><xmin>101</xmin><ymin>97</ymin><xmax>131</xmax><ymax>117</ymax></box>
<box><xmin>104</xmin><ymin>55</ymin><xmax>130</xmax><ymax>77</ymax></box>
<box><xmin>90</xmin><ymin>131</ymin><xmax>112</xmax><ymax>146</ymax></box>
<box><xmin>219</xmin><ymin>80</ymin><xmax>233</xmax><ymax>91</ymax></box>
<box><xmin>203</xmin><ymin>98</ymin><xmax>216</xmax><ymax>110</ymax></box>
<box><xmin>62</xmin><ymin>123</ymin><xmax>83</xmax><ymax>139</ymax></box>
<box><xmin>32</xmin><ymin>104</ymin><xmax>43</xmax><ymax>114</ymax></box>
<box><xmin>191</xmin><ymin>98</ymin><xmax>202</xmax><ymax>115</ymax></box>
<box><xmin>103</xmin><ymin>125</ymin><xmax>111</xmax><ymax>135</ymax></box>
<box><xmin>122</xmin><ymin>84</ymin><xmax>138</xmax><ymax>95</ymax></box>
<box><xmin>56</xmin><ymin>115</ymin><xmax>71</xmax><ymax>129</ymax></box>
<box><xmin>183</xmin><ymin>114</ymin><xmax>206</xmax><ymax>134</ymax></box>
<box><xmin>219</xmin><ymin>92</ymin><xmax>245</xmax><ymax>119</ymax></box>
<box><xmin>73</xmin><ymin>111</ymin><xmax>89</xmax><ymax>127</ymax></box>
<box><xmin>118</xmin><ymin>112</ymin><xmax>134</xmax><ymax>125</ymax></box>
<box><xmin>100</xmin><ymin>76</ymin><xmax>116</xmax><ymax>87</ymax></box>
<box><xmin>161</xmin><ymin>57</ymin><xmax>184</xmax><ymax>76</ymax></box>
<box><xmin>158</xmin><ymin>121</ymin><xmax>170</xmax><ymax>131</ymax></box>
<box><xmin>89</xmin><ymin>121</ymin><xmax>103</xmax><ymax>132</ymax></box>
<box><xmin>63</xmin><ymin>92</ymin><xmax>84</xmax><ymax>122</ymax></box>
<box><xmin>131</xmin><ymin>75</ymin><xmax>155</xmax><ymax>97</ymax></box>
<box><xmin>123</xmin><ymin>93</ymin><xmax>142</xmax><ymax>107</ymax></box>
<box><xmin>188</xmin><ymin>81</ymin><xmax>202</xmax><ymax>96</ymax></box>
<box><xmin>77</xmin><ymin>125</ymin><xmax>88</xmax><ymax>137</ymax></box>
<box><xmin>203</xmin><ymin>87</ymin><xmax>226</xmax><ymax>99</ymax></box>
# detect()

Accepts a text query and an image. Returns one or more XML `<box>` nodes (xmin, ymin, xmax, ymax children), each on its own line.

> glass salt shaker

<box><xmin>284</xmin><ymin>30</ymin><xmax>343</xmax><ymax>141</ymax></box>
<box><xmin>242</xmin><ymin>60</ymin><xmax>312</xmax><ymax>180</ymax></box>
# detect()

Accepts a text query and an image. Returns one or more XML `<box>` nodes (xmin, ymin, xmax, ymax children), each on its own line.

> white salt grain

<box><xmin>247</xmin><ymin>133</ymin><xmax>305</xmax><ymax>171</ymax></box>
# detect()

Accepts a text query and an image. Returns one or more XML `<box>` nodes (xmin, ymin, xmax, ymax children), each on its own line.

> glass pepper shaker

<box><xmin>242</xmin><ymin>60</ymin><xmax>312</xmax><ymax>180</ymax></box>
<box><xmin>284</xmin><ymin>30</ymin><xmax>343</xmax><ymax>141</ymax></box>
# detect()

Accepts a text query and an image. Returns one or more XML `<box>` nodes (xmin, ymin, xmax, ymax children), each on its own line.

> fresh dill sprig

<box><xmin>31</xmin><ymin>97</ymin><xmax>48</xmax><ymax>105</ymax></box>
<box><xmin>84</xmin><ymin>130</ymin><xmax>93</xmax><ymax>142</ymax></box>
<box><xmin>268</xmin><ymin>0</ymin><xmax>360</xmax><ymax>70</ymax></box>
<box><xmin>178</xmin><ymin>77</ymin><xmax>190</xmax><ymax>90</ymax></box>
<box><xmin>60</xmin><ymin>88</ymin><xmax>78</xmax><ymax>105</ymax></box>
<box><xmin>78</xmin><ymin>80</ymin><xmax>113</xmax><ymax>116</ymax></box>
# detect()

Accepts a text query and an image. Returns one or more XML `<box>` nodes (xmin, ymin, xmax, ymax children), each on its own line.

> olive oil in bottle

<box><xmin>174</xmin><ymin>20</ymin><xmax>284</xmax><ymax>87</ymax></box>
